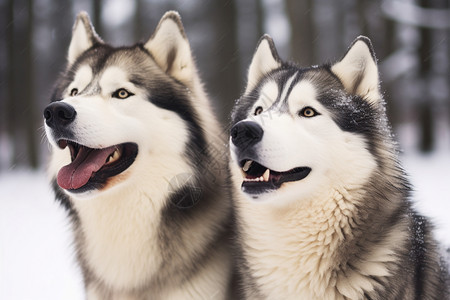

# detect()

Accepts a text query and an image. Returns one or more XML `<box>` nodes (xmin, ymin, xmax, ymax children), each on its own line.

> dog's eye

<box><xmin>70</xmin><ymin>88</ymin><xmax>78</xmax><ymax>97</ymax></box>
<box><xmin>299</xmin><ymin>107</ymin><xmax>319</xmax><ymax>118</ymax></box>
<box><xmin>113</xmin><ymin>88</ymin><xmax>134</xmax><ymax>99</ymax></box>
<box><xmin>254</xmin><ymin>106</ymin><xmax>263</xmax><ymax>116</ymax></box>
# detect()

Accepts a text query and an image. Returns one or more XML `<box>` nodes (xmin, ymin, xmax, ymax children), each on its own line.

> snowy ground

<box><xmin>0</xmin><ymin>170</ymin><xmax>84</xmax><ymax>300</ymax></box>
<box><xmin>0</xmin><ymin>152</ymin><xmax>449</xmax><ymax>299</ymax></box>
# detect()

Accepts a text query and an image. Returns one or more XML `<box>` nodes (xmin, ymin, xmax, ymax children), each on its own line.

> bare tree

<box><xmin>93</xmin><ymin>0</ymin><xmax>103</xmax><ymax>37</ymax></box>
<box><xmin>208</xmin><ymin>0</ymin><xmax>241</xmax><ymax>124</ymax></box>
<box><xmin>4</xmin><ymin>0</ymin><xmax>16</xmax><ymax>168</ymax></box>
<box><xmin>255</xmin><ymin>0</ymin><xmax>264</xmax><ymax>39</ymax></box>
<box><xmin>133</xmin><ymin>0</ymin><xmax>144</xmax><ymax>41</ymax></box>
<box><xmin>417</xmin><ymin>0</ymin><xmax>434</xmax><ymax>152</ymax></box>
<box><xmin>380</xmin><ymin>8</ymin><xmax>399</xmax><ymax>127</ymax></box>
<box><xmin>25</xmin><ymin>0</ymin><xmax>38</xmax><ymax>168</ymax></box>
<box><xmin>5</xmin><ymin>0</ymin><xmax>38</xmax><ymax>168</ymax></box>
<box><xmin>285</xmin><ymin>0</ymin><xmax>315</xmax><ymax>65</ymax></box>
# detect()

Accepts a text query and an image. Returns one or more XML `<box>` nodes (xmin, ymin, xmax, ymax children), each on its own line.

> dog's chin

<box><xmin>55</xmin><ymin>140</ymin><xmax>138</xmax><ymax>195</ymax></box>
<box><xmin>237</xmin><ymin>159</ymin><xmax>311</xmax><ymax>199</ymax></box>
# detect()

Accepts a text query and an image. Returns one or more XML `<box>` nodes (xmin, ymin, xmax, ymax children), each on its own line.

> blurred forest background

<box><xmin>0</xmin><ymin>0</ymin><xmax>449</xmax><ymax>170</ymax></box>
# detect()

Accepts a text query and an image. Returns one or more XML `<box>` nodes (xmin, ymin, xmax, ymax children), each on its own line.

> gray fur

<box><xmin>230</xmin><ymin>36</ymin><xmax>449</xmax><ymax>299</ymax></box>
<box><xmin>45</xmin><ymin>11</ymin><xmax>234</xmax><ymax>299</ymax></box>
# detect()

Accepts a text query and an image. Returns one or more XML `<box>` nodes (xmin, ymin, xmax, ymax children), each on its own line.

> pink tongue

<box><xmin>57</xmin><ymin>146</ymin><xmax>116</xmax><ymax>190</ymax></box>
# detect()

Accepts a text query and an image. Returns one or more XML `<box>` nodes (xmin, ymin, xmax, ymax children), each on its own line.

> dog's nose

<box><xmin>43</xmin><ymin>102</ymin><xmax>77</xmax><ymax>128</ymax></box>
<box><xmin>230</xmin><ymin>121</ymin><xmax>264</xmax><ymax>149</ymax></box>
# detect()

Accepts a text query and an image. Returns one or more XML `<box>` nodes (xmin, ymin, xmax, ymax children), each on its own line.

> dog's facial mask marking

<box><xmin>230</xmin><ymin>36</ymin><xmax>380</xmax><ymax>202</ymax></box>
<box><xmin>45</xmin><ymin>11</ymin><xmax>201</xmax><ymax>195</ymax></box>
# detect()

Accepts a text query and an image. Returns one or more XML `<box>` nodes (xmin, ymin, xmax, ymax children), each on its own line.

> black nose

<box><xmin>230</xmin><ymin>121</ymin><xmax>264</xmax><ymax>149</ymax></box>
<box><xmin>43</xmin><ymin>102</ymin><xmax>77</xmax><ymax>128</ymax></box>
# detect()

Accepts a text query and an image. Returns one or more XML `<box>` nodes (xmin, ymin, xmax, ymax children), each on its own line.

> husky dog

<box><xmin>43</xmin><ymin>11</ymin><xmax>233</xmax><ymax>299</ymax></box>
<box><xmin>229</xmin><ymin>35</ymin><xmax>449</xmax><ymax>299</ymax></box>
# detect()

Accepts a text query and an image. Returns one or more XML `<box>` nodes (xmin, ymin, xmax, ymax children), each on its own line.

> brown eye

<box><xmin>113</xmin><ymin>88</ymin><xmax>133</xmax><ymax>99</ymax></box>
<box><xmin>70</xmin><ymin>88</ymin><xmax>78</xmax><ymax>96</ymax></box>
<box><xmin>254</xmin><ymin>106</ymin><xmax>263</xmax><ymax>116</ymax></box>
<box><xmin>299</xmin><ymin>107</ymin><xmax>318</xmax><ymax>118</ymax></box>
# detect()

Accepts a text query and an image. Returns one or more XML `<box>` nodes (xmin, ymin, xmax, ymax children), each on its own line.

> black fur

<box><xmin>50</xmin><ymin>42</ymin><xmax>208</xmax><ymax>206</ymax></box>
<box><xmin>230</xmin><ymin>37</ymin><xmax>450</xmax><ymax>299</ymax></box>
<box><xmin>46</xmin><ymin>14</ymin><xmax>235</xmax><ymax>297</ymax></box>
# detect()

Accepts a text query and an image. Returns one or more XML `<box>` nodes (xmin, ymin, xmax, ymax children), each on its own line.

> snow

<box><xmin>0</xmin><ymin>170</ymin><xmax>84</xmax><ymax>300</ymax></box>
<box><xmin>0</xmin><ymin>152</ymin><xmax>449</xmax><ymax>299</ymax></box>
<box><xmin>401</xmin><ymin>151</ymin><xmax>450</xmax><ymax>244</ymax></box>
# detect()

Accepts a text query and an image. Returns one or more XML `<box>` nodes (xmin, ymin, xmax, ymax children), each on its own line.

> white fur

<box><xmin>331</xmin><ymin>39</ymin><xmax>380</xmax><ymax>104</ymax></box>
<box><xmin>229</xmin><ymin>76</ymin><xmax>403</xmax><ymax>298</ymax></box>
<box><xmin>144</xmin><ymin>12</ymin><xmax>221</xmax><ymax>143</ymax></box>
<box><xmin>69</xmin><ymin>65</ymin><xmax>92</xmax><ymax>92</ymax></box>
<box><xmin>46</xmin><ymin>11</ymin><xmax>230</xmax><ymax>298</ymax></box>
<box><xmin>276</xmin><ymin>72</ymin><xmax>297</xmax><ymax>109</ymax></box>
<box><xmin>231</xmin><ymin>183</ymin><xmax>402</xmax><ymax>299</ymax></box>
<box><xmin>231</xmin><ymin>80</ymin><xmax>377</xmax><ymax>205</ymax></box>
<box><xmin>47</xmin><ymin>65</ymin><xmax>194</xmax><ymax>288</ymax></box>
<box><xmin>245</xmin><ymin>81</ymin><xmax>278</xmax><ymax>125</ymax></box>
<box><xmin>145</xmin><ymin>12</ymin><xmax>194</xmax><ymax>84</ymax></box>
<box><xmin>68</xmin><ymin>12</ymin><xmax>101</xmax><ymax>65</ymax></box>
<box><xmin>48</xmin><ymin>65</ymin><xmax>190</xmax><ymax>199</ymax></box>
<box><xmin>257</xmin><ymin>81</ymin><xmax>278</xmax><ymax>110</ymax></box>
<box><xmin>47</xmin><ymin>68</ymin><xmax>228</xmax><ymax>295</ymax></box>
<box><xmin>68</xmin><ymin>20</ymin><xmax>91</xmax><ymax>64</ymax></box>
<box><xmin>245</xmin><ymin>37</ymin><xmax>281</xmax><ymax>94</ymax></box>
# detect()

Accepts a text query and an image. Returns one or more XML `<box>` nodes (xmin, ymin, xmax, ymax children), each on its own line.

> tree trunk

<box><xmin>93</xmin><ymin>0</ymin><xmax>103</xmax><ymax>37</ymax></box>
<box><xmin>133</xmin><ymin>0</ymin><xmax>144</xmax><ymax>41</ymax></box>
<box><xmin>209</xmin><ymin>0</ymin><xmax>240</xmax><ymax>124</ymax></box>
<box><xmin>255</xmin><ymin>0</ymin><xmax>264</xmax><ymax>39</ymax></box>
<box><xmin>5</xmin><ymin>0</ymin><xmax>15</xmax><ymax>167</ymax></box>
<box><xmin>382</xmin><ymin>17</ymin><xmax>399</xmax><ymax>128</ymax></box>
<box><xmin>285</xmin><ymin>0</ymin><xmax>315</xmax><ymax>65</ymax></box>
<box><xmin>356</xmin><ymin>0</ymin><xmax>369</xmax><ymax>36</ymax></box>
<box><xmin>417</xmin><ymin>0</ymin><xmax>434</xmax><ymax>152</ymax></box>
<box><xmin>25</xmin><ymin>0</ymin><xmax>38</xmax><ymax>168</ymax></box>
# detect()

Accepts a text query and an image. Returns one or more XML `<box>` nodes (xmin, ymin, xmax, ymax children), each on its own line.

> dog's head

<box><xmin>230</xmin><ymin>35</ymin><xmax>385</xmax><ymax>205</ymax></box>
<box><xmin>44</xmin><ymin>11</ymin><xmax>201</xmax><ymax>198</ymax></box>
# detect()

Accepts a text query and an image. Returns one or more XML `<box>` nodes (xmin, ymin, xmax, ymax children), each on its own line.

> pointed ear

<box><xmin>145</xmin><ymin>11</ymin><xmax>195</xmax><ymax>84</ymax></box>
<box><xmin>331</xmin><ymin>36</ymin><xmax>380</xmax><ymax>103</ymax></box>
<box><xmin>68</xmin><ymin>11</ymin><xmax>103</xmax><ymax>65</ymax></box>
<box><xmin>245</xmin><ymin>35</ymin><xmax>282</xmax><ymax>94</ymax></box>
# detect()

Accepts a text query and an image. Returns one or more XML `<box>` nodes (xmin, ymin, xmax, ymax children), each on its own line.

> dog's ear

<box><xmin>331</xmin><ymin>36</ymin><xmax>380</xmax><ymax>104</ymax></box>
<box><xmin>245</xmin><ymin>35</ymin><xmax>282</xmax><ymax>94</ymax></box>
<box><xmin>145</xmin><ymin>11</ymin><xmax>195</xmax><ymax>84</ymax></box>
<box><xmin>68</xmin><ymin>11</ymin><xmax>103</xmax><ymax>65</ymax></box>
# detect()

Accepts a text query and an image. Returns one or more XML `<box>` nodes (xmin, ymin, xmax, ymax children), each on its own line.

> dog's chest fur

<box><xmin>74</xmin><ymin>183</ymin><xmax>166</xmax><ymax>289</ymax></box>
<box><xmin>237</xmin><ymin>187</ymin><xmax>405</xmax><ymax>300</ymax></box>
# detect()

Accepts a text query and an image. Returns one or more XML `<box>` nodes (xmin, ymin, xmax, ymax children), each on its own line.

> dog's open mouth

<box><xmin>240</xmin><ymin>159</ymin><xmax>311</xmax><ymax>194</ymax></box>
<box><xmin>56</xmin><ymin>140</ymin><xmax>138</xmax><ymax>193</ymax></box>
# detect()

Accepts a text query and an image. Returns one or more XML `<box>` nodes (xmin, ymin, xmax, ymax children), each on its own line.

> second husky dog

<box><xmin>44</xmin><ymin>11</ymin><xmax>233</xmax><ymax>299</ymax></box>
<box><xmin>229</xmin><ymin>35</ymin><xmax>449</xmax><ymax>299</ymax></box>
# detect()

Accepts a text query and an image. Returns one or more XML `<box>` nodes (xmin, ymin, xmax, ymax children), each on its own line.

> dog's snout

<box><xmin>231</xmin><ymin>121</ymin><xmax>264</xmax><ymax>149</ymax></box>
<box><xmin>44</xmin><ymin>102</ymin><xmax>76</xmax><ymax>128</ymax></box>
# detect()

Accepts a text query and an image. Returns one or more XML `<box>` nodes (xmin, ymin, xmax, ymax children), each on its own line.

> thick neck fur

<box><xmin>235</xmin><ymin>170</ymin><xmax>409</xmax><ymax>300</ymax></box>
<box><xmin>50</xmin><ymin>90</ymin><xmax>232</xmax><ymax>297</ymax></box>
<box><xmin>69</xmin><ymin>153</ymin><xmax>232</xmax><ymax>297</ymax></box>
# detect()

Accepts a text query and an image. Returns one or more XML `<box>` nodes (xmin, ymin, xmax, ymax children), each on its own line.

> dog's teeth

<box><xmin>243</xmin><ymin>160</ymin><xmax>253</xmax><ymax>172</ymax></box>
<box><xmin>263</xmin><ymin>169</ymin><xmax>270</xmax><ymax>182</ymax></box>
<box><xmin>114</xmin><ymin>149</ymin><xmax>120</xmax><ymax>159</ymax></box>
<box><xmin>243</xmin><ymin>177</ymin><xmax>263</xmax><ymax>182</ymax></box>
<box><xmin>107</xmin><ymin>149</ymin><xmax>121</xmax><ymax>164</ymax></box>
